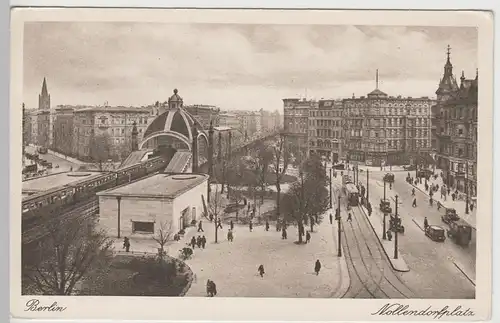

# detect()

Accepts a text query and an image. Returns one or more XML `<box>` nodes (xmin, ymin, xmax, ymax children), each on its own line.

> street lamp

<box><xmin>329</xmin><ymin>168</ymin><xmax>333</xmax><ymax>209</ymax></box>
<box><xmin>337</xmin><ymin>194</ymin><xmax>342</xmax><ymax>257</ymax></box>
<box><xmin>366</xmin><ymin>169</ymin><xmax>370</xmax><ymax>202</ymax></box>
<box><xmin>392</xmin><ymin>195</ymin><xmax>400</xmax><ymax>259</ymax></box>
<box><xmin>465</xmin><ymin>161</ymin><xmax>469</xmax><ymax>214</ymax></box>
<box><xmin>382</xmin><ymin>180</ymin><xmax>387</xmax><ymax>240</ymax></box>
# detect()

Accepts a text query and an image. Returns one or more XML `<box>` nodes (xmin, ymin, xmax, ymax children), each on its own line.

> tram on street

<box><xmin>345</xmin><ymin>183</ymin><xmax>359</xmax><ymax>206</ymax></box>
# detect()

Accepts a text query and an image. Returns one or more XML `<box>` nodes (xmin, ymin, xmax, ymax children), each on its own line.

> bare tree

<box><xmin>270</xmin><ymin>135</ymin><xmax>291</xmax><ymax>222</ymax></box>
<box><xmin>89</xmin><ymin>133</ymin><xmax>113</xmax><ymax>171</ymax></box>
<box><xmin>246</xmin><ymin>143</ymin><xmax>273</xmax><ymax>204</ymax></box>
<box><xmin>23</xmin><ymin>216</ymin><xmax>113</xmax><ymax>295</ymax></box>
<box><xmin>209</xmin><ymin>186</ymin><xmax>224</xmax><ymax>243</ymax></box>
<box><xmin>153</xmin><ymin>221</ymin><xmax>174</xmax><ymax>262</ymax></box>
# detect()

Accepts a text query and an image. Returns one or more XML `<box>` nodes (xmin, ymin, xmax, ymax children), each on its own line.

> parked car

<box><xmin>379</xmin><ymin>198</ymin><xmax>392</xmax><ymax>214</ymax></box>
<box><xmin>441</xmin><ymin>208</ymin><xmax>460</xmax><ymax>225</ymax></box>
<box><xmin>389</xmin><ymin>214</ymin><xmax>405</xmax><ymax>234</ymax></box>
<box><xmin>447</xmin><ymin>220</ymin><xmax>472</xmax><ymax>246</ymax></box>
<box><xmin>403</xmin><ymin>165</ymin><xmax>416</xmax><ymax>171</ymax></box>
<box><xmin>383</xmin><ymin>173</ymin><xmax>395</xmax><ymax>183</ymax></box>
<box><xmin>417</xmin><ymin>169</ymin><xmax>434</xmax><ymax>178</ymax></box>
<box><xmin>425</xmin><ymin>225</ymin><xmax>446</xmax><ymax>242</ymax></box>
<box><xmin>46</xmin><ymin>162</ymin><xmax>53</xmax><ymax>169</ymax></box>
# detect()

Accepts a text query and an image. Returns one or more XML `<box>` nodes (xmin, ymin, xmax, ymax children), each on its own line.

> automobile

<box><xmin>425</xmin><ymin>225</ymin><xmax>446</xmax><ymax>242</ymax></box>
<box><xmin>383</xmin><ymin>173</ymin><xmax>395</xmax><ymax>183</ymax></box>
<box><xmin>447</xmin><ymin>220</ymin><xmax>472</xmax><ymax>246</ymax></box>
<box><xmin>441</xmin><ymin>208</ymin><xmax>460</xmax><ymax>225</ymax></box>
<box><xmin>332</xmin><ymin>163</ymin><xmax>345</xmax><ymax>170</ymax></box>
<box><xmin>55</xmin><ymin>164</ymin><xmax>60</xmax><ymax>168</ymax></box>
<box><xmin>389</xmin><ymin>214</ymin><xmax>405</xmax><ymax>234</ymax></box>
<box><xmin>46</xmin><ymin>162</ymin><xmax>53</xmax><ymax>169</ymax></box>
<box><xmin>379</xmin><ymin>198</ymin><xmax>392</xmax><ymax>214</ymax></box>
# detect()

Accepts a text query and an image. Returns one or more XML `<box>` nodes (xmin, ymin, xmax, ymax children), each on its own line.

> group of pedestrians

<box><xmin>190</xmin><ymin>235</ymin><xmax>207</xmax><ymax>249</ymax></box>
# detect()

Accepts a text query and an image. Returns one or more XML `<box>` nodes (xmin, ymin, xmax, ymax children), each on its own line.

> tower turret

<box><xmin>131</xmin><ymin>121</ymin><xmax>139</xmax><ymax>151</ymax></box>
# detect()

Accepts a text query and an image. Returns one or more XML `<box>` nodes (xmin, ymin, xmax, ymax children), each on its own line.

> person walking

<box><xmin>424</xmin><ymin>217</ymin><xmax>429</xmax><ymax>230</ymax></box>
<box><xmin>227</xmin><ymin>230</ymin><xmax>233</xmax><ymax>242</ymax></box>
<box><xmin>198</xmin><ymin>220</ymin><xmax>204</xmax><ymax>232</ymax></box>
<box><xmin>206</xmin><ymin>280</ymin><xmax>212</xmax><ymax>297</ymax></box>
<box><xmin>196</xmin><ymin>236</ymin><xmax>202</xmax><ymax>248</ymax></box>
<box><xmin>123</xmin><ymin>237</ymin><xmax>130</xmax><ymax>252</ymax></box>
<box><xmin>249</xmin><ymin>221</ymin><xmax>253</xmax><ymax>232</ymax></box>
<box><xmin>386</xmin><ymin>230</ymin><xmax>393</xmax><ymax>241</ymax></box>
<box><xmin>190</xmin><ymin>236</ymin><xmax>197</xmax><ymax>249</ymax></box>
<box><xmin>258</xmin><ymin>264</ymin><xmax>265</xmax><ymax>277</ymax></box>
<box><xmin>282</xmin><ymin>227</ymin><xmax>287</xmax><ymax>240</ymax></box>
<box><xmin>265</xmin><ymin>220</ymin><xmax>270</xmax><ymax>231</ymax></box>
<box><xmin>329</xmin><ymin>213</ymin><xmax>333</xmax><ymax>224</ymax></box>
<box><xmin>314</xmin><ymin>259</ymin><xmax>322</xmax><ymax>275</ymax></box>
<box><xmin>412</xmin><ymin>198</ymin><xmax>417</xmax><ymax>208</ymax></box>
<box><xmin>201</xmin><ymin>235</ymin><xmax>206</xmax><ymax>249</ymax></box>
<box><xmin>412</xmin><ymin>188</ymin><xmax>416</xmax><ymax>196</ymax></box>
<box><xmin>306</xmin><ymin>231</ymin><xmax>311</xmax><ymax>243</ymax></box>
<box><xmin>347</xmin><ymin>212</ymin><xmax>352</xmax><ymax>222</ymax></box>
<box><xmin>230</xmin><ymin>220</ymin><xmax>234</xmax><ymax>231</ymax></box>
<box><xmin>217</xmin><ymin>218</ymin><xmax>223</xmax><ymax>229</ymax></box>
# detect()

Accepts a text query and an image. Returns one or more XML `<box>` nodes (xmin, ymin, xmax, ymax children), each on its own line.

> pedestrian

<box><xmin>386</xmin><ymin>230</ymin><xmax>393</xmax><ymax>241</ymax></box>
<box><xmin>470</xmin><ymin>203</ymin><xmax>474</xmax><ymax>212</ymax></box>
<box><xmin>448</xmin><ymin>187</ymin><xmax>451</xmax><ymax>195</ymax></box>
<box><xmin>196</xmin><ymin>236</ymin><xmax>202</xmax><ymax>248</ymax></box>
<box><xmin>123</xmin><ymin>237</ymin><xmax>130</xmax><ymax>252</ymax></box>
<box><xmin>230</xmin><ymin>220</ymin><xmax>234</xmax><ymax>231</ymax></box>
<box><xmin>389</xmin><ymin>182</ymin><xmax>393</xmax><ymax>190</ymax></box>
<box><xmin>452</xmin><ymin>193</ymin><xmax>456</xmax><ymax>201</ymax></box>
<box><xmin>329</xmin><ymin>213</ymin><xmax>333</xmax><ymax>224</ymax></box>
<box><xmin>265</xmin><ymin>220</ymin><xmax>270</xmax><ymax>231</ymax></box>
<box><xmin>425</xmin><ymin>183</ymin><xmax>429</xmax><ymax>191</ymax></box>
<box><xmin>201</xmin><ymin>235</ymin><xmax>207</xmax><ymax>248</ymax></box>
<box><xmin>211</xmin><ymin>280</ymin><xmax>217</xmax><ymax>296</ymax></box>
<box><xmin>276</xmin><ymin>220</ymin><xmax>281</xmax><ymax>232</ymax></box>
<box><xmin>209</xmin><ymin>213</ymin><xmax>214</xmax><ymax>222</ymax></box>
<box><xmin>424</xmin><ymin>217</ymin><xmax>429</xmax><ymax>229</ymax></box>
<box><xmin>437</xmin><ymin>202</ymin><xmax>441</xmax><ymax>210</ymax></box>
<box><xmin>206</xmin><ymin>280</ymin><xmax>212</xmax><ymax>297</ymax></box>
<box><xmin>217</xmin><ymin>219</ymin><xmax>223</xmax><ymax>229</ymax></box>
<box><xmin>227</xmin><ymin>230</ymin><xmax>233</xmax><ymax>242</ymax></box>
<box><xmin>190</xmin><ymin>236</ymin><xmax>197</xmax><ymax>249</ymax></box>
<box><xmin>258</xmin><ymin>264</ymin><xmax>265</xmax><ymax>277</ymax></box>
<box><xmin>249</xmin><ymin>221</ymin><xmax>253</xmax><ymax>232</ymax></box>
<box><xmin>306</xmin><ymin>231</ymin><xmax>311</xmax><ymax>243</ymax></box>
<box><xmin>314</xmin><ymin>259</ymin><xmax>322</xmax><ymax>275</ymax></box>
<box><xmin>282</xmin><ymin>227</ymin><xmax>287</xmax><ymax>240</ymax></box>
<box><xmin>347</xmin><ymin>212</ymin><xmax>352</xmax><ymax>222</ymax></box>
<box><xmin>412</xmin><ymin>198</ymin><xmax>417</xmax><ymax>208</ymax></box>
<box><xmin>198</xmin><ymin>220</ymin><xmax>204</xmax><ymax>232</ymax></box>
<box><xmin>429</xmin><ymin>197</ymin><xmax>433</xmax><ymax>206</ymax></box>
<box><xmin>412</xmin><ymin>188</ymin><xmax>416</xmax><ymax>196</ymax></box>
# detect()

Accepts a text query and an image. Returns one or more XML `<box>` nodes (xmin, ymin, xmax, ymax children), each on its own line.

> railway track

<box><xmin>22</xmin><ymin>197</ymin><xmax>99</xmax><ymax>245</ymax></box>
<box><xmin>334</xmin><ymin>185</ymin><xmax>414</xmax><ymax>299</ymax></box>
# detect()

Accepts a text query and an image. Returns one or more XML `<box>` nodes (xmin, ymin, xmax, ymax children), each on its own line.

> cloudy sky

<box><xmin>23</xmin><ymin>23</ymin><xmax>477</xmax><ymax>112</ymax></box>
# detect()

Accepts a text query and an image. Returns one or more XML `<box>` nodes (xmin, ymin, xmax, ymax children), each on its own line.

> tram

<box><xmin>345</xmin><ymin>183</ymin><xmax>360</xmax><ymax>206</ymax></box>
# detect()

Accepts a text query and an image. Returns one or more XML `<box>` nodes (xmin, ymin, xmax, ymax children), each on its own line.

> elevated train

<box><xmin>22</xmin><ymin>156</ymin><xmax>168</xmax><ymax>231</ymax></box>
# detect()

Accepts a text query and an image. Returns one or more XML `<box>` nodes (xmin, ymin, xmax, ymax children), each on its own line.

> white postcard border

<box><xmin>9</xmin><ymin>8</ymin><xmax>494</xmax><ymax>321</ymax></box>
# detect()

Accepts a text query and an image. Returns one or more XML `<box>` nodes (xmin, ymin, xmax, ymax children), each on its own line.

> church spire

<box><xmin>41</xmin><ymin>77</ymin><xmax>48</xmax><ymax>96</ymax></box>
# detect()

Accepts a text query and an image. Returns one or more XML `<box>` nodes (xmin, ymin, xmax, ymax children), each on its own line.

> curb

<box><xmin>453</xmin><ymin>261</ymin><xmax>476</xmax><ymax>287</ymax></box>
<box><xmin>329</xmin><ymin>222</ymin><xmax>351</xmax><ymax>299</ymax></box>
<box><xmin>358</xmin><ymin>205</ymin><xmax>410</xmax><ymax>272</ymax></box>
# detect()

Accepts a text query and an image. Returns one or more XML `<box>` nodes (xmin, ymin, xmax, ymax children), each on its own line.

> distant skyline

<box><xmin>23</xmin><ymin>23</ymin><xmax>477</xmax><ymax>111</ymax></box>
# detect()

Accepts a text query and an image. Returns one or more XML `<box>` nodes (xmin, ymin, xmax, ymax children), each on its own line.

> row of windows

<box><xmin>439</xmin><ymin>107</ymin><xmax>477</xmax><ymax>121</ymax></box>
<box><xmin>310</xmin><ymin>129</ymin><xmax>342</xmax><ymax>138</ymax></box>
<box><xmin>309</xmin><ymin>119</ymin><xmax>342</xmax><ymax>127</ymax></box>
<box><xmin>346</xmin><ymin>107</ymin><xmax>429</xmax><ymax>116</ymax></box>
<box><xmin>309</xmin><ymin>140</ymin><xmax>341</xmax><ymax>149</ymax></box>
<box><xmin>309</xmin><ymin>110</ymin><xmax>343</xmax><ymax>118</ymax></box>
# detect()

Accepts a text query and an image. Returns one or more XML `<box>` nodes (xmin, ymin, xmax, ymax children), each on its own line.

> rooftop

<box><xmin>22</xmin><ymin>171</ymin><xmax>103</xmax><ymax>194</ymax></box>
<box><xmin>98</xmin><ymin>173</ymin><xmax>209</xmax><ymax>198</ymax></box>
<box><xmin>75</xmin><ymin>106</ymin><xmax>151</xmax><ymax>113</ymax></box>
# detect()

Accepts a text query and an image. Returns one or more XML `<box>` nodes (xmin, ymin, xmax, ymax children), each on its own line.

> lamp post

<box><xmin>382</xmin><ymin>180</ymin><xmax>387</xmax><ymax>240</ymax></box>
<box><xmin>465</xmin><ymin>161</ymin><xmax>469</xmax><ymax>214</ymax></box>
<box><xmin>393</xmin><ymin>195</ymin><xmax>399</xmax><ymax>259</ymax></box>
<box><xmin>366</xmin><ymin>169</ymin><xmax>370</xmax><ymax>202</ymax></box>
<box><xmin>329</xmin><ymin>168</ymin><xmax>333</xmax><ymax>209</ymax></box>
<box><xmin>337</xmin><ymin>195</ymin><xmax>342</xmax><ymax>257</ymax></box>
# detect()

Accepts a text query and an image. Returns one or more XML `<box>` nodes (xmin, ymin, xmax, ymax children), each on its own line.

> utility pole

<box><xmin>337</xmin><ymin>194</ymin><xmax>342</xmax><ymax>257</ymax></box>
<box><xmin>366</xmin><ymin>169</ymin><xmax>370</xmax><ymax>202</ymax></box>
<box><xmin>382</xmin><ymin>180</ymin><xmax>387</xmax><ymax>240</ymax></box>
<box><xmin>465</xmin><ymin>161</ymin><xmax>469</xmax><ymax>214</ymax></box>
<box><xmin>394</xmin><ymin>194</ymin><xmax>399</xmax><ymax>259</ymax></box>
<box><xmin>329</xmin><ymin>168</ymin><xmax>333</xmax><ymax>209</ymax></box>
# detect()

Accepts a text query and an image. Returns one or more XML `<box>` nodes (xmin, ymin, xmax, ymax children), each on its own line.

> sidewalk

<box><xmin>112</xmin><ymin>211</ymin><xmax>351</xmax><ymax>298</ymax></box>
<box><xmin>47</xmin><ymin>149</ymin><xmax>87</xmax><ymax>165</ymax></box>
<box><xmin>409</xmin><ymin>170</ymin><xmax>477</xmax><ymax>229</ymax></box>
<box><xmin>359</xmin><ymin>204</ymin><xmax>410</xmax><ymax>272</ymax></box>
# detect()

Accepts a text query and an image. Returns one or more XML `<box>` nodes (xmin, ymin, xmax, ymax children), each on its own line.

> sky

<box><xmin>23</xmin><ymin>23</ymin><xmax>477</xmax><ymax>112</ymax></box>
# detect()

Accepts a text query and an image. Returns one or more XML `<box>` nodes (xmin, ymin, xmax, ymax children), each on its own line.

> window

<box><xmin>458</xmin><ymin>128</ymin><xmax>463</xmax><ymax>136</ymax></box>
<box><xmin>458</xmin><ymin>148</ymin><xmax>463</xmax><ymax>157</ymax></box>
<box><xmin>132</xmin><ymin>221</ymin><xmax>154</xmax><ymax>233</ymax></box>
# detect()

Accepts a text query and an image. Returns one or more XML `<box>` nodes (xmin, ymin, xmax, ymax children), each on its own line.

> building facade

<box><xmin>433</xmin><ymin>47</ymin><xmax>478</xmax><ymax>196</ymax></box>
<box><xmin>283</xmin><ymin>98</ymin><xmax>316</xmax><ymax>155</ymax></box>
<box><xmin>184</xmin><ymin>105</ymin><xmax>220</xmax><ymax>130</ymax></box>
<box><xmin>52</xmin><ymin>106</ymin><xmax>75</xmax><ymax>156</ymax></box>
<box><xmin>219</xmin><ymin>112</ymin><xmax>241</xmax><ymax>131</ymax></box>
<box><xmin>72</xmin><ymin>106</ymin><xmax>152</xmax><ymax>161</ymax></box>
<box><xmin>343</xmin><ymin>71</ymin><xmax>434</xmax><ymax>166</ymax></box>
<box><xmin>308</xmin><ymin>99</ymin><xmax>344</xmax><ymax>162</ymax></box>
